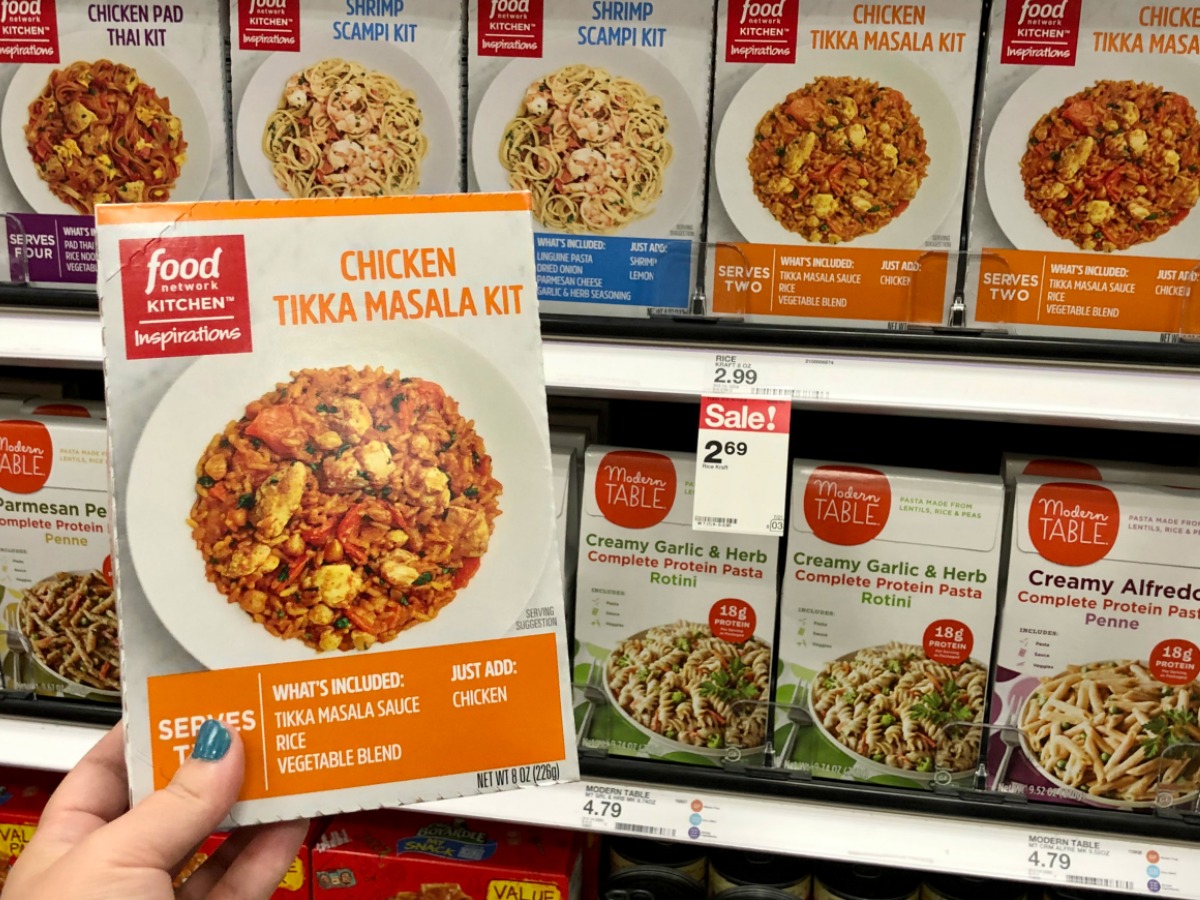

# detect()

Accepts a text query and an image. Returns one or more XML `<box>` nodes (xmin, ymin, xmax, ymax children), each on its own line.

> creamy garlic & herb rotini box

<box><xmin>706</xmin><ymin>0</ymin><xmax>983</xmax><ymax>329</ymax></box>
<box><xmin>0</xmin><ymin>0</ymin><xmax>227</xmax><ymax>288</ymax></box>
<box><xmin>990</xmin><ymin>476</ymin><xmax>1200</xmax><ymax>810</ymax></box>
<box><xmin>97</xmin><ymin>193</ymin><xmax>577</xmax><ymax>825</ymax></box>
<box><xmin>467</xmin><ymin>0</ymin><xmax>713</xmax><ymax>316</ymax></box>
<box><xmin>574</xmin><ymin>446</ymin><xmax>780</xmax><ymax>766</ymax></box>
<box><xmin>0</xmin><ymin>415</ymin><xmax>116</xmax><ymax>704</ymax></box>
<box><xmin>774</xmin><ymin>461</ymin><xmax>1004</xmax><ymax>790</ymax></box>
<box><xmin>967</xmin><ymin>1</ymin><xmax>1200</xmax><ymax>341</ymax></box>
<box><xmin>230</xmin><ymin>0</ymin><xmax>464</xmax><ymax>201</ymax></box>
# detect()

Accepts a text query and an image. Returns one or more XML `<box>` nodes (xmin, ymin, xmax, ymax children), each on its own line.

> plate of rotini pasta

<box><xmin>807</xmin><ymin>642</ymin><xmax>987</xmax><ymax>781</ymax></box>
<box><xmin>604</xmin><ymin>620</ymin><xmax>771</xmax><ymax>757</ymax></box>
<box><xmin>1017</xmin><ymin>660</ymin><xmax>1200</xmax><ymax>808</ymax></box>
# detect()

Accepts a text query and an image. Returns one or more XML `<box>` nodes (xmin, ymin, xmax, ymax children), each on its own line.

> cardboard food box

<box><xmin>1002</xmin><ymin>453</ymin><xmax>1200</xmax><ymax>488</ymax></box>
<box><xmin>0</xmin><ymin>1</ymin><xmax>228</xmax><ymax>289</ymax></box>
<box><xmin>706</xmin><ymin>0</ymin><xmax>984</xmax><ymax>330</ymax></box>
<box><xmin>0</xmin><ymin>766</ymin><xmax>60</xmax><ymax>892</ymax></box>
<box><xmin>990</xmin><ymin>476</ymin><xmax>1200</xmax><ymax>810</ymax></box>
<box><xmin>574</xmin><ymin>447</ymin><xmax>781</xmax><ymax>766</ymax></box>
<box><xmin>467</xmin><ymin>0</ymin><xmax>713</xmax><ymax>317</ymax></box>
<box><xmin>967</xmin><ymin>1</ymin><xmax>1200</xmax><ymax>341</ymax></box>
<box><xmin>311</xmin><ymin>810</ymin><xmax>581</xmax><ymax>899</ymax></box>
<box><xmin>774</xmin><ymin>462</ymin><xmax>1004</xmax><ymax>789</ymax></box>
<box><xmin>0</xmin><ymin>415</ymin><xmax>117</xmax><ymax>703</ymax></box>
<box><xmin>230</xmin><ymin>0</ymin><xmax>464</xmax><ymax>200</ymax></box>
<box><xmin>96</xmin><ymin>192</ymin><xmax>577</xmax><ymax>824</ymax></box>
<box><xmin>175</xmin><ymin>821</ymin><xmax>321</xmax><ymax>897</ymax></box>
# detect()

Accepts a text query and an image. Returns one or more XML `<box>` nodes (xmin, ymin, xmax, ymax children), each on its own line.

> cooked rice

<box><xmin>748</xmin><ymin>75</ymin><xmax>928</xmax><ymax>243</ymax></box>
<box><xmin>189</xmin><ymin>365</ymin><xmax>502</xmax><ymax>653</ymax></box>
<box><xmin>1021</xmin><ymin>80</ymin><xmax>1200</xmax><ymax>252</ymax></box>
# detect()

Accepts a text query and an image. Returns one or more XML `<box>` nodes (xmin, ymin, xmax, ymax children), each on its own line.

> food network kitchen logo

<box><xmin>477</xmin><ymin>0</ymin><xmax>543</xmax><ymax>58</ymax></box>
<box><xmin>0</xmin><ymin>0</ymin><xmax>59</xmax><ymax>64</ymax></box>
<box><xmin>725</xmin><ymin>0</ymin><xmax>799</xmax><ymax>64</ymax></box>
<box><xmin>1001</xmin><ymin>0</ymin><xmax>1082</xmax><ymax>66</ymax></box>
<box><xmin>119</xmin><ymin>235</ymin><xmax>253</xmax><ymax>361</ymax></box>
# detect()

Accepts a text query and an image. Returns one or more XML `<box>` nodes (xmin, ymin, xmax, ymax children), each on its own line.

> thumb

<box><xmin>88</xmin><ymin>719</ymin><xmax>245</xmax><ymax>872</ymax></box>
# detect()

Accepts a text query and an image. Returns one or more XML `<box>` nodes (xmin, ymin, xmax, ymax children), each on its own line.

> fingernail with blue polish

<box><xmin>192</xmin><ymin>719</ymin><xmax>232</xmax><ymax>761</ymax></box>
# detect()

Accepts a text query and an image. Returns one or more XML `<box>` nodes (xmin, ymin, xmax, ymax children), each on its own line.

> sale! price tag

<box><xmin>693</xmin><ymin>395</ymin><xmax>791</xmax><ymax>536</ymax></box>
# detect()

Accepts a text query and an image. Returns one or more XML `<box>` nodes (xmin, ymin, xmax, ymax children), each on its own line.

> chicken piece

<box><xmin>1126</xmin><ymin>199</ymin><xmax>1151</xmax><ymax>221</ymax></box>
<box><xmin>252</xmin><ymin>462</ymin><xmax>308</xmax><ymax>539</ymax></box>
<box><xmin>380</xmin><ymin>552</ymin><xmax>421</xmax><ymax>587</ymax></box>
<box><xmin>846</xmin><ymin>123</ymin><xmax>866</xmax><ymax>150</ymax></box>
<box><xmin>1116</xmin><ymin>100</ymin><xmax>1139</xmax><ymax>126</ymax></box>
<box><xmin>62</xmin><ymin>101</ymin><xmax>98</xmax><ymax>134</ymax></box>
<box><xmin>848</xmin><ymin>191</ymin><xmax>875</xmax><ymax>214</ymax></box>
<box><xmin>1056</xmin><ymin>137</ymin><xmax>1095</xmax><ymax>180</ymax></box>
<box><xmin>1164</xmin><ymin>149</ymin><xmax>1181</xmax><ymax>176</ymax></box>
<box><xmin>308</xmin><ymin>603</ymin><xmax>335</xmax><ymax>625</ymax></box>
<box><xmin>1127</xmin><ymin>130</ymin><xmax>1148</xmax><ymax>157</ymax></box>
<box><xmin>319</xmin><ymin>631</ymin><xmax>342</xmax><ymax>652</ymax></box>
<box><xmin>765</xmin><ymin>174</ymin><xmax>793</xmax><ymax>195</ymax></box>
<box><xmin>1085</xmin><ymin>200</ymin><xmax>1113</xmax><ymax>226</ymax></box>
<box><xmin>782</xmin><ymin>133</ymin><xmax>817</xmax><ymax>175</ymax></box>
<box><xmin>356</xmin><ymin>441</ymin><xmax>395</xmax><ymax>486</ymax></box>
<box><xmin>415</xmin><ymin>465</ymin><xmax>451</xmax><ymax>506</ymax></box>
<box><xmin>810</xmin><ymin>193</ymin><xmax>838</xmax><ymax>219</ymax></box>
<box><xmin>444</xmin><ymin>507</ymin><xmax>492</xmax><ymax>557</ymax></box>
<box><xmin>1037</xmin><ymin>181</ymin><xmax>1069</xmax><ymax>201</ymax></box>
<box><xmin>321</xmin><ymin>397</ymin><xmax>373</xmax><ymax>443</ymax></box>
<box><xmin>220</xmin><ymin>543</ymin><xmax>272</xmax><ymax>578</ymax></box>
<box><xmin>880</xmin><ymin>143</ymin><xmax>899</xmax><ymax>170</ymax></box>
<box><xmin>305</xmin><ymin>564</ymin><xmax>362</xmax><ymax>609</ymax></box>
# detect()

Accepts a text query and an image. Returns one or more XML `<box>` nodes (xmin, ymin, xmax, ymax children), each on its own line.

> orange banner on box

<box><xmin>147</xmin><ymin>632</ymin><xmax>565</xmax><ymax>800</ymax></box>
<box><xmin>711</xmin><ymin>243</ymin><xmax>948</xmax><ymax>325</ymax></box>
<box><xmin>975</xmin><ymin>248</ymin><xmax>1200</xmax><ymax>335</ymax></box>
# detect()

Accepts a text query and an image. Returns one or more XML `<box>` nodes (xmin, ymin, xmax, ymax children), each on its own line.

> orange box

<box><xmin>311</xmin><ymin>811</ymin><xmax>581</xmax><ymax>900</ymax></box>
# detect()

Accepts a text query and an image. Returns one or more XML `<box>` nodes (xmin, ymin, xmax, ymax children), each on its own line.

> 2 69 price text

<box><xmin>703</xmin><ymin>441</ymin><xmax>749</xmax><ymax>464</ymax></box>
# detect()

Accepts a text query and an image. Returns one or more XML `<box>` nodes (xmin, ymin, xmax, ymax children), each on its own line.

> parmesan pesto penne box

<box><xmin>0</xmin><ymin>0</ymin><xmax>228</xmax><ymax>289</ymax></box>
<box><xmin>774</xmin><ymin>461</ymin><xmax>1004</xmax><ymax>790</ymax></box>
<box><xmin>97</xmin><ymin>194</ymin><xmax>577</xmax><ymax>825</ymax></box>
<box><xmin>467</xmin><ymin>0</ymin><xmax>713</xmax><ymax>317</ymax></box>
<box><xmin>989</xmin><ymin>476</ymin><xmax>1200</xmax><ymax>811</ymax></box>
<box><xmin>229</xmin><ymin>0</ymin><xmax>464</xmax><ymax>201</ymax></box>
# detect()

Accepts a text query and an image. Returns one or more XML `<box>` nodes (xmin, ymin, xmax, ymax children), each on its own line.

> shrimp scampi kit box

<box><xmin>967</xmin><ymin>1</ymin><xmax>1200</xmax><ymax>340</ymax></box>
<box><xmin>990</xmin><ymin>477</ymin><xmax>1200</xmax><ymax>810</ymax></box>
<box><xmin>467</xmin><ymin>0</ymin><xmax>713</xmax><ymax>316</ymax></box>
<box><xmin>774</xmin><ymin>462</ymin><xmax>1004</xmax><ymax>790</ymax></box>
<box><xmin>0</xmin><ymin>0</ymin><xmax>228</xmax><ymax>288</ymax></box>
<box><xmin>706</xmin><ymin>0</ymin><xmax>983</xmax><ymax>329</ymax></box>
<box><xmin>96</xmin><ymin>193</ymin><xmax>578</xmax><ymax>824</ymax></box>
<box><xmin>573</xmin><ymin>447</ymin><xmax>781</xmax><ymax>766</ymax></box>
<box><xmin>230</xmin><ymin>0</ymin><xmax>464</xmax><ymax>200</ymax></box>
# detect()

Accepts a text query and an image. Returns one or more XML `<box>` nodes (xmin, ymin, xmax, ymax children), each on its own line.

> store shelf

<box><xmin>0</xmin><ymin>307</ymin><xmax>104</xmax><ymax>369</ymax></box>
<box><xmin>0</xmin><ymin>715</ymin><xmax>107</xmax><ymax>771</ymax></box>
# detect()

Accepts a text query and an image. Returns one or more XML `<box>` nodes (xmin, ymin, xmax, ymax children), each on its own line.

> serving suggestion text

<box><xmin>273</xmin><ymin>246</ymin><xmax>526</xmax><ymax>325</ymax></box>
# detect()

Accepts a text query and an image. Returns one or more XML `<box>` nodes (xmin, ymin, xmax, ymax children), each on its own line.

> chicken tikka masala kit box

<box><xmin>96</xmin><ymin>192</ymin><xmax>578</xmax><ymax>824</ymax></box>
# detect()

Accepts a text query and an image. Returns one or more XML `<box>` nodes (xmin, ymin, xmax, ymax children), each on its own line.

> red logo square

<box><xmin>0</xmin><ymin>0</ymin><xmax>59</xmax><ymax>64</ymax></box>
<box><xmin>477</xmin><ymin>0</ymin><xmax>543</xmax><ymax>58</ymax></box>
<box><xmin>1001</xmin><ymin>0</ymin><xmax>1082</xmax><ymax>67</ymax></box>
<box><xmin>725</xmin><ymin>0</ymin><xmax>799</xmax><ymax>65</ymax></box>
<box><xmin>119</xmin><ymin>235</ymin><xmax>253</xmax><ymax>361</ymax></box>
<box><xmin>238</xmin><ymin>0</ymin><xmax>300</xmax><ymax>52</ymax></box>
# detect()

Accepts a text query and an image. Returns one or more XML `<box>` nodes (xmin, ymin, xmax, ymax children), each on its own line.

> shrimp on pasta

<box><xmin>24</xmin><ymin>59</ymin><xmax>187</xmax><ymax>213</ymax></box>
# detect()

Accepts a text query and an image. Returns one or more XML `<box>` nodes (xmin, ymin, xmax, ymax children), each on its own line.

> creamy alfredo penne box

<box><xmin>774</xmin><ymin>461</ymin><xmax>1004</xmax><ymax>790</ymax></box>
<box><xmin>230</xmin><ymin>0</ymin><xmax>463</xmax><ymax>200</ymax></box>
<box><xmin>97</xmin><ymin>194</ymin><xmax>577</xmax><ymax>824</ymax></box>
<box><xmin>967</xmin><ymin>1</ymin><xmax>1200</xmax><ymax>341</ymax></box>
<box><xmin>573</xmin><ymin>447</ymin><xmax>780</xmax><ymax>766</ymax></box>
<box><xmin>0</xmin><ymin>1</ymin><xmax>227</xmax><ymax>289</ymax></box>
<box><xmin>467</xmin><ymin>0</ymin><xmax>713</xmax><ymax>316</ymax></box>
<box><xmin>990</xmin><ymin>476</ymin><xmax>1200</xmax><ymax>810</ymax></box>
<box><xmin>706</xmin><ymin>0</ymin><xmax>983</xmax><ymax>329</ymax></box>
<box><xmin>0</xmin><ymin>415</ymin><xmax>116</xmax><ymax>704</ymax></box>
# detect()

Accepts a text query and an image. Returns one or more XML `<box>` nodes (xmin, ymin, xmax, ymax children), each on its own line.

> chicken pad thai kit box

<box><xmin>95</xmin><ymin>193</ymin><xmax>578</xmax><ymax>825</ymax></box>
<box><xmin>0</xmin><ymin>0</ymin><xmax>228</xmax><ymax>289</ymax></box>
<box><xmin>967</xmin><ymin>1</ymin><xmax>1200</xmax><ymax>341</ymax></box>
<box><xmin>466</xmin><ymin>0</ymin><xmax>713</xmax><ymax>317</ymax></box>
<box><xmin>990</xmin><ymin>476</ymin><xmax>1200</xmax><ymax>810</ymax></box>
<box><xmin>311</xmin><ymin>810</ymin><xmax>581</xmax><ymax>898</ymax></box>
<box><xmin>774</xmin><ymin>461</ymin><xmax>1004</xmax><ymax>789</ymax></box>
<box><xmin>706</xmin><ymin>0</ymin><xmax>983</xmax><ymax>329</ymax></box>
<box><xmin>230</xmin><ymin>0</ymin><xmax>463</xmax><ymax>201</ymax></box>
<box><xmin>574</xmin><ymin>446</ymin><xmax>780</xmax><ymax>765</ymax></box>
<box><xmin>0</xmin><ymin>415</ymin><xmax>117</xmax><ymax>703</ymax></box>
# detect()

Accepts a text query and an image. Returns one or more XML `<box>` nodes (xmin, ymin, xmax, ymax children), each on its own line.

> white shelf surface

<box><xmin>0</xmin><ymin>715</ymin><xmax>107</xmax><ymax>771</ymax></box>
<box><xmin>0</xmin><ymin>307</ymin><xmax>104</xmax><ymax>368</ymax></box>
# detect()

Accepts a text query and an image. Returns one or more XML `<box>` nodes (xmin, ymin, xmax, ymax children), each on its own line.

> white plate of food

<box><xmin>471</xmin><ymin>47</ymin><xmax>702</xmax><ymax>237</ymax></box>
<box><xmin>1016</xmin><ymin>660</ymin><xmax>1200</xmax><ymax>809</ymax></box>
<box><xmin>603</xmin><ymin>621</ymin><xmax>771</xmax><ymax>759</ymax></box>
<box><xmin>236</xmin><ymin>36</ymin><xmax>457</xmax><ymax>199</ymax></box>
<box><xmin>806</xmin><ymin>643</ymin><xmax>986</xmax><ymax>783</ymax></box>
<box><xmin>985</xmin><ymin>59</ymin><xmax>1200</xmax><ymax>256</ymax></box>
<box><xmin>715</xmin><ymin>51</ymin><xmax>963</xmax><ymax>248</ymax></box>
<box><xmin>123</xmin><ymin>324</ymin><xmax>553</xmax><ymax>670</ymax></box>
<box><xmin>0</xmin><ymin>32</ymin><xmax>211</xmax><ymax>215</ymax></box>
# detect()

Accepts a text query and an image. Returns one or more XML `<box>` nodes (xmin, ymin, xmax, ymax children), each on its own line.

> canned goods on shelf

<box><xmin>708</xmin><ymin>849</ymin><xmax>811</xmax><ymax>899</ymax></box>
<box><xmin>814</xmin><ymin>864</ymin><xmax>921</xmax><ymax>900</ymax></box>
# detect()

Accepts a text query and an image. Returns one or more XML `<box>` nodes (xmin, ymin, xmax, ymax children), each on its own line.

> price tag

<box><xmin>712</xmin><ymin>353</ymin><xmax>769</xmax><ymax>393</ymax></box>
<box><xmin>1018</xmin><ymin>833</ymin><xmax>1196</xmax><ymax>896</ymax></box>
<box><xmin>578</xmin><ymin>782</ymin><xmax>720</xmax><ymax>843</ymax></box>
<box><xmin>693</xmin><ymin>395</ymin><xmax>790</xmax><ymax>535</ymax></box>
